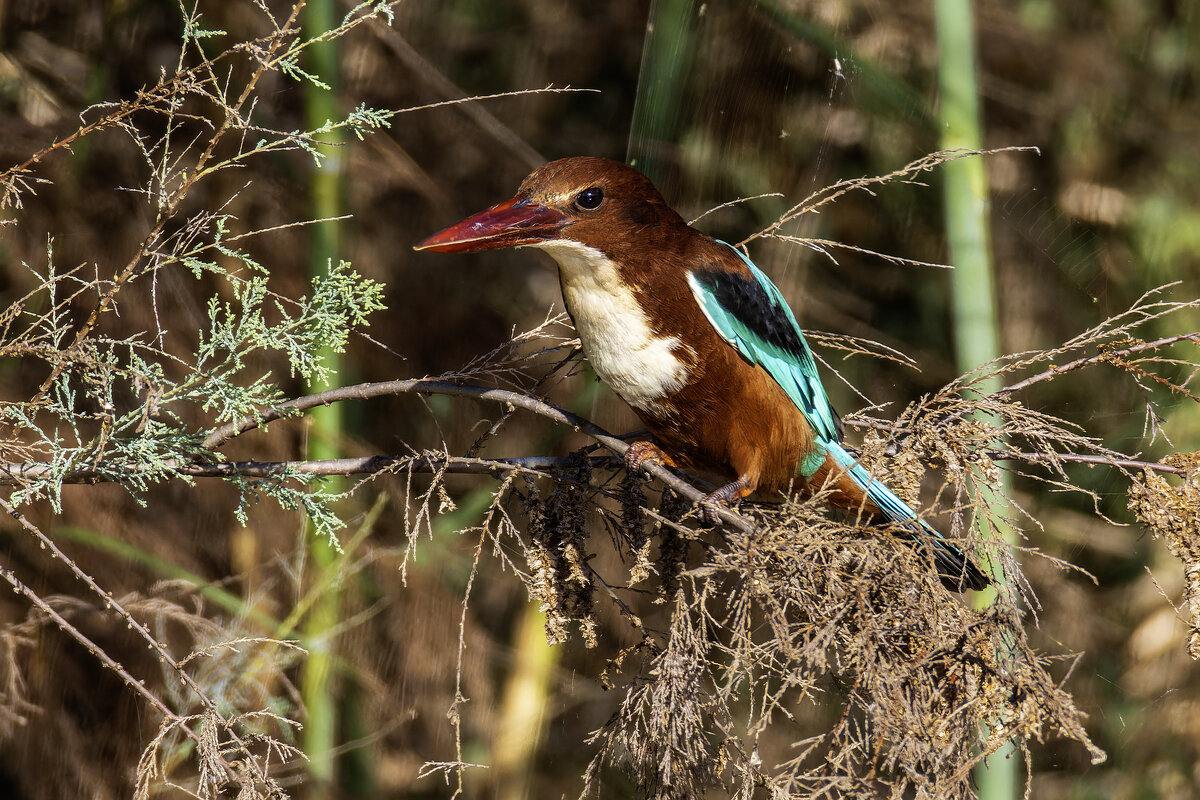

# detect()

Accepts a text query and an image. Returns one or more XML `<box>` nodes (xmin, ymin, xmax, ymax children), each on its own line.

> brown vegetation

<box><xmin>0</xmin><ymin>1</ymin><xmax>1198</xmax><ymax>798</ymax></box>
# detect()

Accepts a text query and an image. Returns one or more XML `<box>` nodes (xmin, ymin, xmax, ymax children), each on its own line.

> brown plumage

<box><xmin>513</xmin><ymin>158</ymin><xmax>813</xmax><ymax>497</ymax></box>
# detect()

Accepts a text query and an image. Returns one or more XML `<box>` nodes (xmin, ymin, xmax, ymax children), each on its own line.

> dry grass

<box><xmin>0</xmin><ymin>2</ymin><xmax>1198</xmax><ymax>799</ymax></box>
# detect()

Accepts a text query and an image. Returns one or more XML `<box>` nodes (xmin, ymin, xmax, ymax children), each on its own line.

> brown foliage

<box><xmin>0</xmin><ymin>2</ymin><xmax>1199</xmax><ymax>799</ymax></box>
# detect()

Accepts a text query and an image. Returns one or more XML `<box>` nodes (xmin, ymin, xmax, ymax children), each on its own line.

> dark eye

<box><xmin>574</xmin><ymin>186</ymin><xmax>604</xmax><ymax>211</ymax></box>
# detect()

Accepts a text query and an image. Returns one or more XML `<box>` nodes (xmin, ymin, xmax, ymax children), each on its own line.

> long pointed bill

<box><xmin>414</xmin><ymin>196</ymin><xmax>570</xmax><ymax>253</ymax></box>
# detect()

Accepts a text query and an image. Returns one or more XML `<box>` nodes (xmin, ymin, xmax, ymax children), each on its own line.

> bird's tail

<box><xmin>825</xmin><ymin>442</ymin><xmax>990</xmax><ymax>591</ymax></box>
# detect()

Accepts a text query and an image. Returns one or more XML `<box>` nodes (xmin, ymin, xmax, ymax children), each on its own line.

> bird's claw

<box><xmin>697</xmin><ymin>478</ymin><xmax>749</xmax><ymax>526</ymax></box>
<box><xmin>624</xmin><ymin>440</ymin><xmax>670</xmax><ymax>475</ymax></box>
<box><xmin>698</xmin><ymin>498</ymin><xmax>725</xmax><ymax>526</ymax></box>
<box><xmin>624</xmin><ymin>444</ymin><xmax>745</xmax><ymax>527</ymax></box>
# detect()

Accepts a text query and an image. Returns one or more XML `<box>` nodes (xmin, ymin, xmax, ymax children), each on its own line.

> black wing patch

<box><xmin>690</xmin><ymin>266</ymin><xmax>808</xmax><ymax>360</ymax></box>
<box><xmin>691</xmin><ymin>264</ymin><xmax>845</xmax><ymax>442</ymax></box>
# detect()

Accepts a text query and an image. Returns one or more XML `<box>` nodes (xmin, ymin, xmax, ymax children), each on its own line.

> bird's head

<box><xmin>414</xmin><ymin>157</ymin><xmax>685</xmax><ymax>258</ymax></box>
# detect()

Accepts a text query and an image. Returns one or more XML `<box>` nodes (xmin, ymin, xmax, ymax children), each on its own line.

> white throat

<box><xmin>530</xmin><ymin>239</ymin><xmax>693</xmax><ymax>414</ymax></box>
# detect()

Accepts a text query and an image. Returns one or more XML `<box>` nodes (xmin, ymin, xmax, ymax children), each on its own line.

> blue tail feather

<box><xmin>825</xmin><ymin>442</ymin><xmax>989</xmax><ymax>591</ymax></box>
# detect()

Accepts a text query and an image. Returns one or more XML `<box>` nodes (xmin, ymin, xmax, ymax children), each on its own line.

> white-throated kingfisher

<box><xmin>415</xmin><ymin>157</ymin><xmax>989</xmax><ymax>591</ymax></box>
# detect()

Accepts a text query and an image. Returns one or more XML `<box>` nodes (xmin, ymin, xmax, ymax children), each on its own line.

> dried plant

<box><xmin>0</xmin><ymin>2</ymin><xmax>396</xmax><ymax>797</ymax></box>
<box><xmin>0</xmin><ymin>3</ymin><xmax>1198</xmax><ymax>800</ymax></box>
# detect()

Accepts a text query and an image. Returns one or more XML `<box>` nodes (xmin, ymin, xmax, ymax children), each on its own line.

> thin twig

<box><xmin>998</xmin><ymin>450</ymin><xmax>1193</xmax><ymax>475</ymax></box>
<box><xmin>372</xmin><ymin>26</ymin><xmax>545</xmax><ymax>169</ymax></box>
<box><xmin>997</xmin><ymin>332</ymin><xmax>1200</xmax><ymax>396</ymax></box>
<box><xmin>396</xmin><ymin>85</ymin><xmax>600</xmax><ymax>116</ymax></box>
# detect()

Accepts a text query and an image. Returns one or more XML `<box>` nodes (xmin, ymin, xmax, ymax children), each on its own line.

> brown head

<box><xmin>414</xmin><ymin>157</ymin><xmax>688</xmax><ymax>257</ymax></box>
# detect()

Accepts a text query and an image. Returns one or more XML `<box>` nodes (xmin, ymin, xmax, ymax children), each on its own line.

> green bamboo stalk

<box><xmin>301</xmin><ymin>0</ymin><xmax>351</xmax><ymax>792</ymax></box>
<box><xmin>934</xmin><ymin>1</ymin><xmax>1018</xmax><ymax>797</ymax></box>
<box><xmin>627</xmin><ymin>0</ymin><xmax>699</xmax><ymax>184</ymax></box>
<box><xmin>493</xmin><ymin>604</ymin><xmax>560</xmax><ymax>800</ymax></box>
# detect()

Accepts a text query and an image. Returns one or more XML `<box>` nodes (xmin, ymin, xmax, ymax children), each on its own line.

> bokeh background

<box><xmin>0</xmin><ymin>0</ymin><xmax>1198</xmax><ymax>797</ymax></box>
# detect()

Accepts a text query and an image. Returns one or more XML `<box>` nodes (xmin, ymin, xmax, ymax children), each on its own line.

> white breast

<box><xmin>531</xmin><ymin>239</ymin><xmax>693</xmax><ymax>414</ymax></box>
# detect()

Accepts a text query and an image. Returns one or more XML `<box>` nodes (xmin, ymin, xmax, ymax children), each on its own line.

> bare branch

<box><xmin>997</xmin><ymin>332</ymin><xmax>1200</xmax><ymax>396</ymax></box>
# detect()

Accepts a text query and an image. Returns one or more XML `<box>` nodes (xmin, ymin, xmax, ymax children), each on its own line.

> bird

<box><xmin>415</xmin><ymin>156</ymin><xmax>989</xmax><ymax>591</ymax></box>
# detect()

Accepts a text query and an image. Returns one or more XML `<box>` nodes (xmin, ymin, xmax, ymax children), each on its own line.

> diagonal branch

<box><xmin>201</xmin><ymin>378</ymin><xmax>755</xmax><ymax>531</ymax></box>
<box><xmin>0</xmin><ymin>495</ymin><xmax>274</xmax><ymax>788</ymax></box>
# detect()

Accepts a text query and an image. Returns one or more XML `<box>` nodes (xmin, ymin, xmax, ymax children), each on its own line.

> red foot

<box><xmin>698</xmin><ymin>478</ymin><xmax>749</xmax><ymax>526</ymax></box>
<box><xmin>624</xmin><ymin>440</ymin><xmax>673</xmax><ymax>474</ymax></box>
<box><xmin>624</xmin><ymin>444</ymin><xmax>749</xmax><ymax>527</ymax></box>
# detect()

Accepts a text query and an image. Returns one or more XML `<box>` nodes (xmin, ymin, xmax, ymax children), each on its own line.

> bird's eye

<box><xmin>574</xmin><ymin>186</ymin><xmax>604</xmax><ymax>211</ymax></box>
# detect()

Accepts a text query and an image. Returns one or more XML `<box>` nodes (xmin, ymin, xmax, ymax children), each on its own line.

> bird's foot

<box><xmin>698</xmin><ymin>478</ymin><xmax>749</xmax><ymax>526</ymax></box>
<box><xmin>624</xmin><ymin>440</ymin><xmax>674</xmax><ymax>475</ymax></box>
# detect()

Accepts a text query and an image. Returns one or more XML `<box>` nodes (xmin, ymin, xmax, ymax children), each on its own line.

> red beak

<box><xmin>414</xmin><ymin>196</ymin><xmax>570</xmax><ymax>253</ymax></box>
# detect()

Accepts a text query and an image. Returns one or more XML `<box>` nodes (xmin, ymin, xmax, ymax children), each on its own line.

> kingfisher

<box><xmin>415</xmin><ymin>157</ymin><xmax>989</xmax><ymax>591</ymax></box>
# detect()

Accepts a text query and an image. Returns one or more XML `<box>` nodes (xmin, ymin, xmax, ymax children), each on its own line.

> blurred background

<box><xmin>0</xmin><ymin>0</ymin><xmax>1198</xmax><ymax>797</ymax></box>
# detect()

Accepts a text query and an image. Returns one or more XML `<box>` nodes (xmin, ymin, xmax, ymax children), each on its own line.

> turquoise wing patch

<box><xmin>686</xmin><ymin>240</ymin><xmax>841</xmax><ymax>474</ymax></box>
